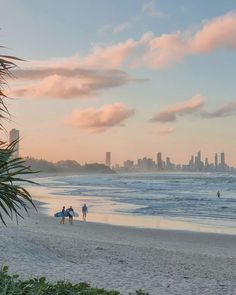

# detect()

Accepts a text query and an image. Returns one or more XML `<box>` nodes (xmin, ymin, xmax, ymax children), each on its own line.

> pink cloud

<box><xmin>83</xmin><ymin>39</ymin><xmax>138</xmax><ymax>68</ymax></box>
<box><xmin>69</xmin><ymin>11</ymin><xmax>236</xmax><ymax>69</ymax></box>
<box><xmin>11</xmin><ymin>75</ymin><xmax>91</xmax><ymax>99</ymax></box>
<box><xmin>82</xmin><ymin>11</ymin><xmax>236</xmax><ymax>69</ymax></box>
<box><xmin>150</xmin><ymin>94</ymin><xmax>205</xmax><ymax>123</ymax></box>
<box><xmin>145</xmin><ymin>12</ymin><xmax>236</xmax><ymax>68</ymax></box>
<box><xmin>191</xmin><ymin>12</ymin><xmax>236</xmax><ymax>53</ymax></box>
<box><xmin>11</xmin><ymin>67</ymin><xmax>142</xmax><ymax>99</ymax></box>
<box><xmin>66</xmin><ymin>103</ymin><xmax>135</xmax><ymax>133</ymax></box>
<box><xmin>9</xmin><ymin>11</ymin><xmax>236</xmax><ymax>100</ymax></box>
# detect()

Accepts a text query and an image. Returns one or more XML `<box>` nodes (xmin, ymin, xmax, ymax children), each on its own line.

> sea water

<box><xmin>29</xmin><ymin>172</ymin><xmax>236</xmax><ymax>234</ymax></box>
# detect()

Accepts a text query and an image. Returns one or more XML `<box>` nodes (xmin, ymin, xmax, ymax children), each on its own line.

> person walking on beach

<box><xmin>82</xmin><ymin>203</ymin><xmax>88</xmax><ymax>221</ymax></box>
<box><xmin>60</xmin><ymin>206</ymin><xmax>66</xmax><ymax>224</ymax></box>
<box><xmin>217</xmin><ymin>191</ymin><xmax>221</xmax><ymax>198</ymax></box>
<box><xmin>67</xmin><ymin>206</ymin><xmax>74</xmax><ymax>225</ymax></box>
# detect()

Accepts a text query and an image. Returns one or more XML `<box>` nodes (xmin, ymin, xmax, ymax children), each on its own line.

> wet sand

<box><xmin>0</xmin><ymin>201</ymin><xmax>235</xmax><ymax>295</ymax></box>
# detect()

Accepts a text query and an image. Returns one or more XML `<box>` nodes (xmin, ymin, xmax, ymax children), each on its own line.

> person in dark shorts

<box><xmin>67</xmin><ymin>206</ymin><xmax>74</xmax><ymax>225</ymax></box>
<box><xmin>60</xmin><ymin>206</ymin><xmax>66</xmax><ymax>224</ymax></box>
<box><xmin>82</xmin><ymin>203</ymin><xmax>88</xmax><ymax>221</ymax></box>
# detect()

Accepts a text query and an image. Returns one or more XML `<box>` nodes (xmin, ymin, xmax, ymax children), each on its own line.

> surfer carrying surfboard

<box><xmin>60</xmin><ymin>206</ymin><xmax>66</xmax><ymax>224</ymax></box>
<box><xmin>67</xmin><ymin>206</ymin><xmax>74</xmax><ymax>225</ymax></box>
<box><xmin>82</xmin><ymin>203</ymin><xmax>88</xmax><ymax>221</ymax></box>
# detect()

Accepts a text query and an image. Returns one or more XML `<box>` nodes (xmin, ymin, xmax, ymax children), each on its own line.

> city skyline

<box><xmin>2</xmin><ymin>1</ymin><xmax>236</xmax><ymax>166</ymax></box>
<box><xmin>118</xmin><ymin>150</ymin><xmax>234</xmax><ymax>172</ymax></box>
<box><xmin>8</xmin><ymin>128</ymin><xmax>235</xmax><ymax>168</ymax></box>
<box><xmin>7</xmin><ymin>127</ymin><xmax>235</xmax><ymax>172</ymax></box>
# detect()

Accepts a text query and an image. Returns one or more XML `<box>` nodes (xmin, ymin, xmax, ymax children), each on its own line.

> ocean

<box><xmin>29</xmin><ymin>172</ymin><xmax>236</xmax><ymax>234</ymax></box>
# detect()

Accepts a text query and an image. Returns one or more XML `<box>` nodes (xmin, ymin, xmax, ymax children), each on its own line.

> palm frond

<box><xmin>0</xmin><ymin>46</ymin><xmax>37</xmax><ymax>224</ymax></box>
<box><xmin>0</xmin><ymin>141</ymin><xmax>37</xmax><ymax>224</ymax></box>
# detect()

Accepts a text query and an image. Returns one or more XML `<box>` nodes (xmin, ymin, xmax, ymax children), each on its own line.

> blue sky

<box><xmin>1</xmin><ymin>0</ymin><xmax>236</xmax><ymax>165</ymax></box>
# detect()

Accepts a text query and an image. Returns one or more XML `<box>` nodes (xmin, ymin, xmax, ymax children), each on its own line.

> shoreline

<box><xmin>32</xmin><ymin>192</ymin><xmax>236</xmax><ymax>236</ymax></box>
<box><xmin>26</xmin><ymin>172</ymin><xmax>236</xmax><ymax>236</ymax></box>
<box><xmin>36</xmin><ymin>199</ymin><xmax>236</xmax><ymax>239</ymax></box>
<box><xmin>1</xmin><ymin>201</ymin><xmax>235</xmax><ymax>294</ymax></box>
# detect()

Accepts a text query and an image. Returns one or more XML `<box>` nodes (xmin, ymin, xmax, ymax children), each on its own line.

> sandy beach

<box><xmin>0</xmin><ymin>201</ymin><xmax>235</xmax><ymax>295</ymax></box>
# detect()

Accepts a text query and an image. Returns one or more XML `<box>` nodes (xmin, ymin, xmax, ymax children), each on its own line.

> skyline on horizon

<box><xmin>1</xmin><ymin>0</ymin><xmax>236</xmax><ymax>165</ymax></box>
<box><xmin>10</xmin><ymin>128</ymin><xmax>233</xmax><ymax>169</ymax></box>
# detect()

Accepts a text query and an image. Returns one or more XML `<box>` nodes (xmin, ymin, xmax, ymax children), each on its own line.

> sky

<box><xmin>1</xmin><ymin>0</ymin><xmax>236</xmax><ymax>166</ymax></box>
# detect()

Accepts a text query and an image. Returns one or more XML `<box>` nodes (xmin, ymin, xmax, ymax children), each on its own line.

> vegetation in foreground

<box><xmin>0</xmin><ymin>50</ymin><xmax>36</xmax><ymax>224</ymax></box>
<box><xmin>0</xmin><ymin>266</ymin><xmax>149</xmax><ymax>295</ymax></box>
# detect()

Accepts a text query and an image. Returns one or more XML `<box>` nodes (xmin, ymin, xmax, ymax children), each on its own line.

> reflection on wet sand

<box><xmin>29</xmin><ymin>186</ymin><xmax>236</xmax><ymax>235</ymax></box>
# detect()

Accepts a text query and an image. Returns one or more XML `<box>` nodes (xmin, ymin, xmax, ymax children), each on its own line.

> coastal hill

<box><xmin>25</xmin><ymin>157</ymin><xmax>115</xmax><ymax>174</ymax></box>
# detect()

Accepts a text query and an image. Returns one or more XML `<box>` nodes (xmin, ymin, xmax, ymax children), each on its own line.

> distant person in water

<box><xmin>60</xmin><ymin>206</ymin><xmax>66</xmax><ymax>224</ymax></box>
<box><xmin>82</xmin><ymin>203</ymin><xmax>88</xmax><ymax>221</ymax></box>
<box><xmin>67</xmin><ymin>206</ymin><xmax>74</xmax><ymax>224</ymax></box>
<box><xmin>217</xmin><ymin>191</ymin><xmax>221</xmax><ymax>198</ymax></box>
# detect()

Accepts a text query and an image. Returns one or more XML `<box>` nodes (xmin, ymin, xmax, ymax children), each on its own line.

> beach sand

<box><xmin>0</xmin><ymin>201</ymin><xmax>235</xmax><ymax>295</ymax></box>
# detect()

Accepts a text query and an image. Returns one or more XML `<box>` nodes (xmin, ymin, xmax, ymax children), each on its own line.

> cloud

<box><xmin>82</xmin><ymin>38</ymin><xmax>139</xmax><ymax>68</ymax></box>
<box><xmin>150</xmin><ymin>94</ymin><xmax>205</xmax><ymax>123</ymax></box>
<box><xmin>150</xmin><ymin>97</ymin><xmax>236</xmax><ymax>124</ymax></box>
<box><xmin>11</xmin><ymin>67</ymin><xmax>143</xmax><ymax>99</ymax></box>
<box><xmin>66</xmin><ymin>103</ymin><xmax>135</xmax><ymax>133</ymax></box>
<box><xmin>142</xmin><ymin>0</ymin><xmax>166</xmax><ymax>18</ymax></box>
<box><xmin>113</xmin><ymin>22</ymin><xmax>132</xmax><ymax>33</ymax></box>
<box><xmin>155</xmin><ymin>126</ymin><xmax>175</xmax><ymax>135</ymax></box>
<box><xmin>144</xmin><ymin>12</ymin><xmax>236</xmax><ymax>68</ymax></box>
<box><xmin>87</xmin><ymin>11</ymin><xmax>236</xmax><ymax>69</ymax></box>
<box><xmin>9</xmin><ymin>11</ymin><xmax>236</xmax><ymax>100</ymax></box>
<box><xmin>201</xmin><ymin>102</ymin><xmax>236</xmax><ymax>118</ymax></box>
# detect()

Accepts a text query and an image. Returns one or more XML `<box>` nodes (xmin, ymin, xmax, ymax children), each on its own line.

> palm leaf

<box><xmin>0</xmin><ymin>46</ymin><xmax>37</xmax><ymax>224</ymax></box>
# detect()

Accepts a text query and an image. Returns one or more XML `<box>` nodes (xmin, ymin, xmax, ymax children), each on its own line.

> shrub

<box><xmin>0</xmin><ymin>266</ymin><xmax>149</xmax><ymax>295</ymax></box>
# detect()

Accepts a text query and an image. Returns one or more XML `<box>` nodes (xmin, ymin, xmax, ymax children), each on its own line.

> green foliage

<box><xmin>0</xmin><ymin>52</ymin><xmax>23</xmax><ymax>128</ymax></box>
<box><xmin>0</xmin><ymin>266</ymin><xmax>149</xmax><ymax>295</ymax></box>
<box><xmin>0</xmin><ymin>48</ymin><xmax>36</xmax><ymax>224</ymax></box>
<box><xmin>0</xmin><ymin>140</ymin><xmax>36</xmax><ymax>224</ymax></box>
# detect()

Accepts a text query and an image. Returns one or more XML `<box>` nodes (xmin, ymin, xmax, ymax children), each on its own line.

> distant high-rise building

<box><xmin>123</xmin><ymin>160</ymin><xmax>134</xmax><ymax>170</ymax></box>
<box><xmin>194</xmin><ymin>151</ymin><xmax>203</xmax><ymax>171</ymax></box>
<box><xmin>9</xmin><ymin>128</ymin><xmax>20</xmax><ymax>158</ymax></box>
<box><xmin>138</xmin><ymin>157</ymin><xmax>155</xmax><ymax>171</ymax></box>
<box><xmin>214</xmin><ymin>153</ymin><xmax>218</xmax><ymax>168</ymax></box>
<box><xmin>105</xmin><ymin>152</ymin><xmax>111</xmax><ymax>167</ymax></box>
<box><xmin>205</xmin><ymin>157</ymin><xmax>209</xmax><ymax>167</ymax></box>
<box><xmin>220</xmin><ymin>152</ymin><xmax>225</xmax><ymax>165</ymax></box>
<box><xmin>197</xmin><ymin>151</ymin><xmax>201</xmax><ymax>163</ymax></box>
<box><xmin>166</xmin><ymin>157</ymin><xmax>172</xmax><ymax>170</ymax></box>
<box><xmin>191</xmin><ymin>155</ymin><xmax>194</xmax><ymax>164</ymax></box>
<box><xmin>157</xmin><ymin>152</ymin><xmax>163</xmax><ymax>170</ymax></box>
<box><xmin>188</xmin><ymin>155</ymin><xmax>194</xmax><ymax>170</ymax></box>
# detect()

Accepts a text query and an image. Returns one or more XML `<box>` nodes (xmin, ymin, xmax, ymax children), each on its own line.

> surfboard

<box><xmin>54</xmin><ymin>211</ymin><xmax>79</xmax><ymax>217</ymax></box>
<box><xmin>66</xmin><ymin>210</ymin><xmax>79</xmax><ymax>217</ymax></box>
<box><xmin>54</xmin><ymin>211</ymin><xmax>69</xmax><ymax>217</ymax></box>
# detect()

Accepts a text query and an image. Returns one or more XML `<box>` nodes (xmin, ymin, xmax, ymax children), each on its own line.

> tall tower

<box><xmin>105</xmin><ymin>152</ymin><xmax>111</xmax><ymax>167</ymax></box>
<box><xmin>9</xmin><ymin>128</ymin><xmax>20</xmax><ymax>158</ymax></box>
<box><xmin>197</xmin><ymin>151</ymin><xmax>201</xmax><ymax>163</ymax></box>
<box><xmin>214</xmin><ymin>153</ymin><xmax>218</xmax><ymax>168</ymax></box>
<box><xmin>220</xmin><ymin>152</ymin><xmax>225</xmax><ymax>166</ymax></box>
<box><xmin>157</xmin><ymin>152</ymin><xmax>163</xmax><ymax>170</ymax></box>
